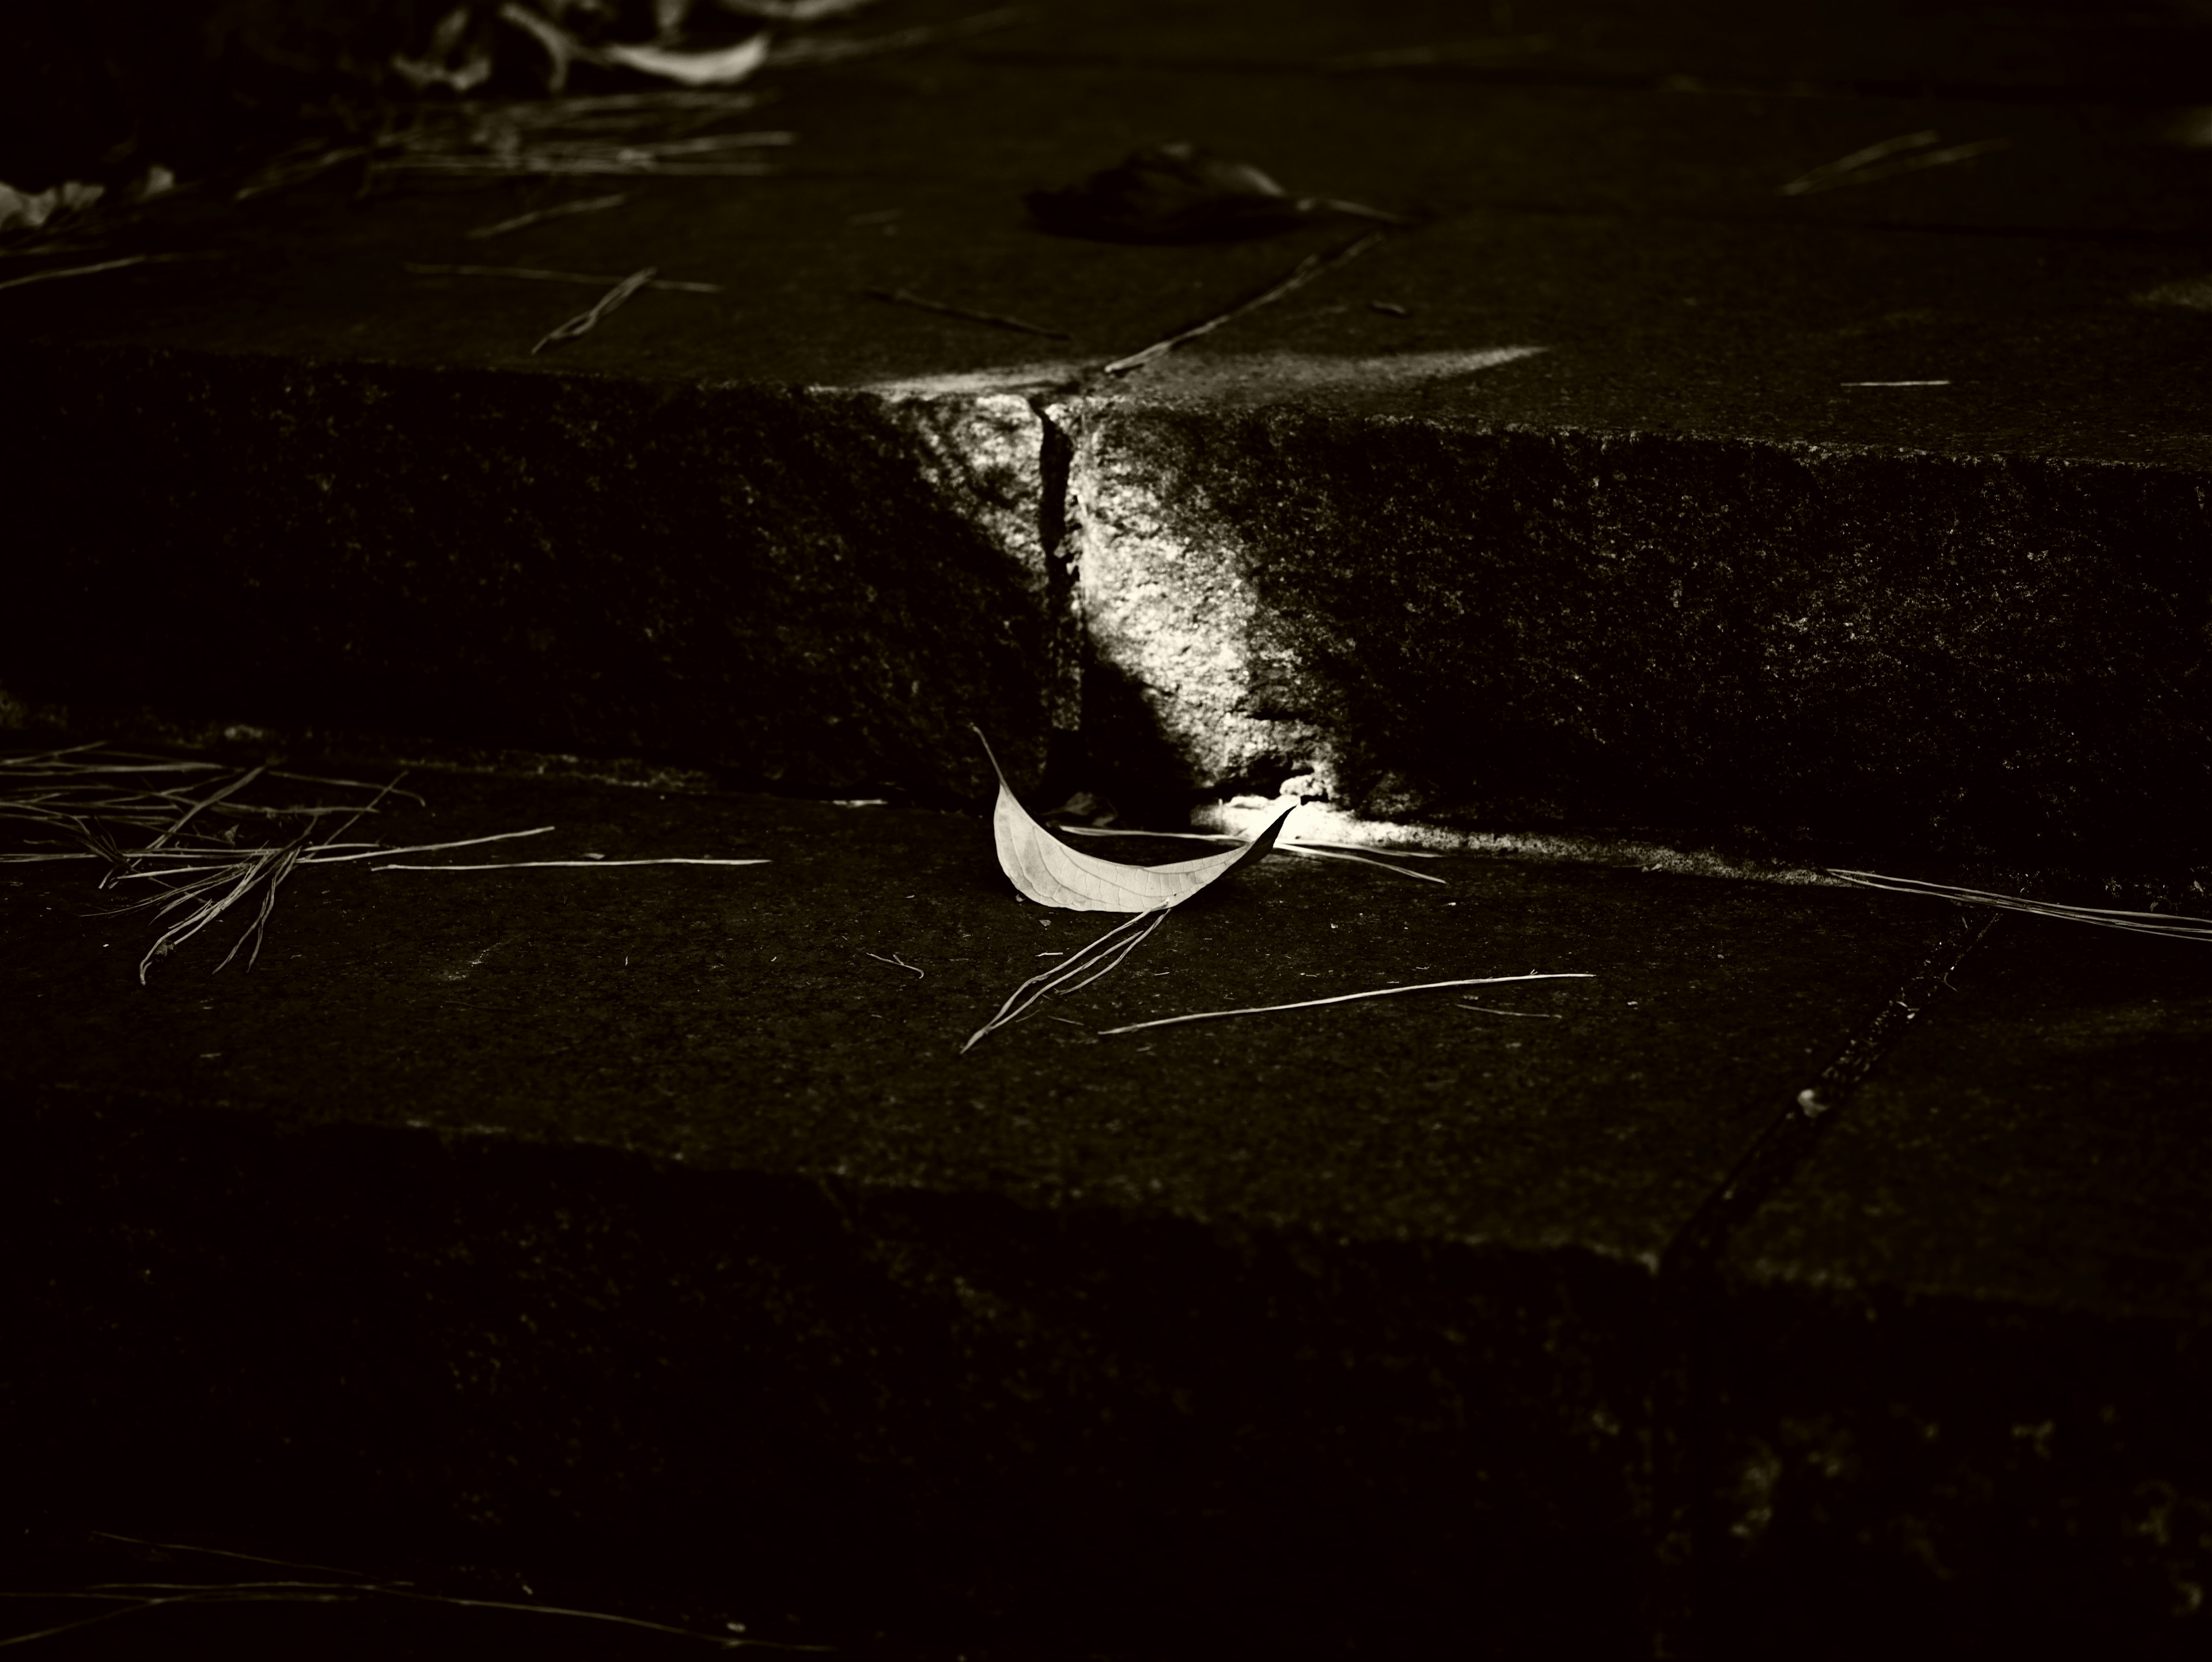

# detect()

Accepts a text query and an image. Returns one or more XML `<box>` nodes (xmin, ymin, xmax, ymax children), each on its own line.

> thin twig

<box><xmin>1459</xmin><ymin>1002</ymin><xmax>1562</xmax><ymax>1018</ymax></box>
<box><xmin>1099</xmin><ymin>972</ymin><xmax>1593</xmax><ymax>1035</ymax></box>
<box><xmin>408</xmin><ymin>262</ymin><xmax>721</xmax><ymax>293</ymax></box>
<box><xmin>532</xmin><ymin>266</ymin><xmax>656</xmax><ymax>353</ymax></box>
<box><xmin>862</xmin><ymin>286</ymin><xmax>1069</xmax><ymax>339</ymax></box>
<box><xmin>867</xmin><ymin>951</ymin><xmax>924</xmax><ymax>976</ymax></box>
<box><xmin>1104</xmin><ymin>231</ymin><xmax>1385</xmax><ymax>375</ymax></box>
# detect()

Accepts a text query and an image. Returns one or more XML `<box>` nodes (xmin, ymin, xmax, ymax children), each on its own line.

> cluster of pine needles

<box><xmin>0</xmin><ymin>744</ymin><xmax>531</xmax><ymax>984</ymax></box>
<box><xmin>373</xmin><ymin>89</ymin><xmax>792</xmax><ymax>184</ymax></box>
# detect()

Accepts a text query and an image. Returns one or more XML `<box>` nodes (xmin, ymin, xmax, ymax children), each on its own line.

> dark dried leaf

<box><xmin>1025</xmin><ymin>142</ymin><xmax>1410</xmax><ymax>244</ymax></box>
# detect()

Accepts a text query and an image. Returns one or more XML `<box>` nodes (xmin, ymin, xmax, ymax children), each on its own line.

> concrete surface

<box><xmin>5</xmin><ymin>751</ymin><xmax>2209</xmax><ymax>1653</ymax></box>
<box><xmin>3</xmin><ymin>758</ymin><xmax>1961</xmax><ymax>1656</ymax></box>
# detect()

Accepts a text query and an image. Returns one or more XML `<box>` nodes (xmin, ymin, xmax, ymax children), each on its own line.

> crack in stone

<box><xmin>1642</xmin><ymin>903</ymin><xmax>2004</xmax><ymax>1653</ymax></box>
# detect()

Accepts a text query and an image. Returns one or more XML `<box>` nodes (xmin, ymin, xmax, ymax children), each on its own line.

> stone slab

<box><xmin>1695</xmin><ymin>913</ymin><xmax>2212</xmax><ymax>1657</ymax></box>
<box><xmin>1056</xmin><ymin>383</ymin><xmax>2212</xmax><ymax>876</ymax></box>
<box><xmin>0</xmin><ymin>758</ymin><xmax>1954</xmax><ymax>1654</ymax></box>
<box><xmin>4</xmin><ymin>351</ymin><xmax>1062</xmax><ymax>802</ymax></box>
<box><xmin>6</xmin><ymin>0</ymin><xmax>2211</xmax><ymax>871</ymax></box>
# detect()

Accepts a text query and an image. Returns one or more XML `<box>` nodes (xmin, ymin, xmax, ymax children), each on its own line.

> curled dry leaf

<box><xmin>974</xmin><ymin>726</ymin><xmax>1294</xmax><ymax>911</ymax></box>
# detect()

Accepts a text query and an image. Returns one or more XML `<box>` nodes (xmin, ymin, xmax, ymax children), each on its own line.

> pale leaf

<box><xmin>601</xmin><ymin>33</ymin><xmax>771</xmax><ymax>85</ymax></box>
<box><xmin>717</xmin><ymin>0</ymin><xmax>878</xmax><ymax>18</ymax></box>
<box><xmin>974</xmin><ymin>726</ymin><xmax>1294</xmax><ymax>913</ymax></box>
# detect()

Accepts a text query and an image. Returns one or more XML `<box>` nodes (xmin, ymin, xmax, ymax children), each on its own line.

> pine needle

<box><xmin>1830</xmin><ymin>869</ymin><xmax>2212</xmax><ymax>942</ymax></box>
<box><xmin>407</xmin><ymin>262</ymin><xmax>722</xmax><ymax>293</ymax></box>
<box><xmin>0</xmin><ymin>748</ymin><xmax>559</xmax><ymax>980</ymax></box>
<box><xmin>963</xmin><ymin>903</ymin><xmax>1174</xmax><ymax>1052</ymax></box>
<box><xmin>1103</xmin><ymin>231</ymin><xmax>1385</xmax><ymax>375</ymax></box>
<box><xmin>1056</xmin><ymin>824</ymin><xmax>1445</xmax><ymax>884</ymax></box>
<box><xmin>467</xmin><ymin>193</ymin><xmax>630</xmax><ymax>238</ymax></box>
<box><xmin>531</xmin><ymin>265</ymin><xmax>657</xmax><ymax>352</ymax></box>
<box><xmin>1098</xmin><ymin>972</ymin><xmax>1593</xmax><ymax>1036</ymax></box>
<box><xmin>0</xmin><ymin>252</ymin><xmax>221</xmax><ymax>294</ymax></box>
<box><xmin>1</xmin><ymin>1524</ymin><xmax>839</xmax><ymax>1653</ymax></box>
<box><xmin>308</xmin><ymin>827</ymin><xmax>554</xmax><ymax>865</ymax></box>
<box><xmin>374</xmin><ymin>855</ymin><xmax>766</xmax><ymax>870</ymax></box>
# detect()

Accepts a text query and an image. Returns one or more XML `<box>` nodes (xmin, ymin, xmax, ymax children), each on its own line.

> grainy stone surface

<box><xmin>0</xmin><ymin>761</ymin><xmax>1952</xmax><ymax>1656</ymax></box>
<box><xmin>1058</xmin><ymin>392</ymin><xmax>2212</xmax><ymax>871</ymax></box>
<box><xmin>1694</xmin><ymin>915</ymin><xmax>2212</xmax><ymax>1659</ymax></box>
<box><xmin>4</xmin><ymin>350</ymin><xmax>1057</xmax><ymax>801</ymax></box>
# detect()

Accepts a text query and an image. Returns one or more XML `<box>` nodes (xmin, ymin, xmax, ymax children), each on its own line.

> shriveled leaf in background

<box><xmin>1027</xmin><ymin>142</ymin><xmax>1411</xmax><ymax>243</ymax></box>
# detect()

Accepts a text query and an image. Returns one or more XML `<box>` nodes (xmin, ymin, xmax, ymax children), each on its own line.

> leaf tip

<box><xmin>970</xmin><ymin>723</ymin><xmax>1010</xmax><ymax>786</ymax></box>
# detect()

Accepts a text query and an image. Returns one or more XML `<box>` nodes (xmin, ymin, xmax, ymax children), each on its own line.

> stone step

<box><xmin>3</xmin><ymin>756</ymin><xmax>2206</xmax><ymax>1655</ymax></box>
<box><xmin>6</xmin><ymin>0</ymin><xmax>2210</xmax><ymax>886</ymax></box>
